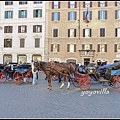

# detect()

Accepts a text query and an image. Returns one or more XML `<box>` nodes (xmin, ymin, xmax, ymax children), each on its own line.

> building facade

<box><xmin>0</xmin><ymin>1</ymin><xmax>46</xmax><ymax>64</ymax></box>
<box><xmin>46</xmin><ymin>1</ymin><xmax>120</xmax><ymax>66</ymax></box>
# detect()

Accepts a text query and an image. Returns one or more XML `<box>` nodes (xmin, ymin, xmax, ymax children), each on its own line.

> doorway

<box><xmin>84</xmin><ymin>58</ymin><xmax>90</xmax><ymax>66</ymax></box>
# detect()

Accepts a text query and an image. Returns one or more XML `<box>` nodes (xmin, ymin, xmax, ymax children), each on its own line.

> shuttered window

<box><xmin>20</xmin><ymin>39</ymin><xmax>25</xmax><ymax>48</ymax></box>
<box><xmin>35</xmin><ymin>38</ymin><xmax>40</xmax><ymax>48</ymax></box>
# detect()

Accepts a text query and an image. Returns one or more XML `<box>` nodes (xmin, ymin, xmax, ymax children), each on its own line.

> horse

<box><xmin>33</xmin><ymin>61</ymin><xmax>79</xmax><ymax>90</ymax></box>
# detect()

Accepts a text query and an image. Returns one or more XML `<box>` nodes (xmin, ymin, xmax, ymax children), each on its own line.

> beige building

<box><xmin>45</xmin><ymin>1</ymin><xmax>120</xmax><ymax>66</ymax></box>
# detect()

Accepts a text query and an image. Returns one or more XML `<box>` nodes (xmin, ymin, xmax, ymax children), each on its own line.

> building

<box><xmin>46</xmin><ymin>1</ymin><xmax>120</xmax><ymax>66</ymax></box>
<box><xmin>0</xmin><ymin>1</ymin><xmax>46</xmax><ymax>64</ymax></box>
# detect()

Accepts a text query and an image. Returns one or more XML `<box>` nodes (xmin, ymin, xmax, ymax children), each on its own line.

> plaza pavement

<box><xmin>0</xmin><ymin>71</ymin><xmax>120</xmax><ymax>119</ymax></box>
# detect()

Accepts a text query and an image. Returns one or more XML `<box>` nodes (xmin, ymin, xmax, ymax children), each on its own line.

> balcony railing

<box><xmin>79</xmin><ymin>49</ymin><xmax>95</xmax><ymax>56</ymax></box>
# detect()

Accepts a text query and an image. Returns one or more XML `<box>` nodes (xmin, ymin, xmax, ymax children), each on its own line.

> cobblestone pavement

<box><xmin>0</xmin><ymin>71</ymin><xmax>120</xmax><ymax>119</ymax></box>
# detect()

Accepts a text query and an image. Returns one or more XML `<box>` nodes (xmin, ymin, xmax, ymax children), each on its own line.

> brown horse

<box><xmin>33</xmin><ymin>61</ymin><xmax>79</xmax><ymax>90</ymax></box>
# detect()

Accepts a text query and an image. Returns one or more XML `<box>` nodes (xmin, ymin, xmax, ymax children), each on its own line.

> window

<box><xmin>52</xmin><ymin>12</ymin><xmax>60</xmax><ymax>21</ymax></box>
<box><xmin>68</xmin><ymin>12</ymin><xmax>76</xmax><ymax>20</ymax></box>
<box><xmin>33</xmin><ymin>1</ymin><xmax>42</xmax><ymax>4</ymax></box>
<box><xmin>82</xmin><ymin>44</ymin><xmax>92</xmax><ymax>50</ymax></box>
<box><xmin>98</xmin><ymin>1</ymin><xmax>107</xmax><ymax>7</ymax></box>
<box><xmin>18</xmin><ymin>25</ymin><xmax>27</xmax><ymax>33</ymax></box>
<box><xmin>19</xmin><ymin>1</ymin><xmax>27</xmax><ymax>5</ymax></box>
<box><xmin>100</xmin><ymin>28</ymin><xmax>105</xmax><ymax>37</ymax></box>
<box><xmin>54</xmin><ymin>1</ymin><xmax>58</xmax><ymax>8</ymax></box>
<box><xmin>3</xmin><ymin>54</ymin><xmax>12</xmax><ymax>64</ymax></box>
<box><xmin>4</xmin><ymin>26</ymin><xmax>13</xmax><ymax>33</ymax></box>
<box><xmin>33</xmin><ymin>25</ymin><xmax>42</xmax><ymax>33</ymax></box>
<box><xmin>68</xmin><ymin>29</ymin><xmax>76</xmax><ymax>37</ymax></box>
<box><xmin>67</xmin><ymin>44</ymin><xmax>76</xmax><ymax>52</ymax></box>
<box><xmin>70</xmin><ymin>1</ymin><xmax>75</xmax><ymax>8</ymax></box>
<box><xmin>115</xmin><ymin>10</ymin><xmax>120</xmax><ymax>19</ymax></box>
<box><xmin>20</xmin><ymin>39</ymin><xmax>25</xmax><ymax>48</ymax></box>
<box><xmin>83</xmin><ymin>28</ymin><xmax>91</xmax><ymax>37</ymax></box>
<box><xmin>85</xmin><ymin>1</ymin><xmax>90</xmax><ymax>7</ymax></box>
<box><xmin>98</xmin><ymin>44</ymin><xmax>107</xmax><ymax>52</ymax></box>
<box><xmin>115</xmin><ymin>28</ymin><xmax>120</xmax><ymax>37</ymax></box>
<box><xmin>19</xmin><ymin>10</ymin><xmax>27</xmax><ymax>18</ymax></box>
<box><xmin>53</xmin><ymin>29</ymin><xmax>58</xmax><ymax>37</ymax></box>
<box><xmin>5</xmin><ymin>1</ymin><xmax>13</xmax><ymax>5</ymax></box>
<box><xmin>98</xmin><ymin>11</ymin><xmax>107</xmax><ymax>20</ymax></box>
<box><xmin>35</xmin><ymin>38</ymin><xmax>40</xmax><ymax>48</ymax></box>
<box><xmin>100</xmin><ymin>1</ymin><xmax>105</xmax><ymax>7</ymax></box>
<box><xmin>33</xmin><ymin>9</ymin><xmax>42</xmax><ymax>18</ymax></box>
<box><xmin>17</xmin><ymin>55</ymin><xmax>27</xmax><ymax>64</ymax></box>
<box><xmin>115</xmin><ymin>1</ymin><xmax>120</xmax><ymax>6</ymax></box>
<box><xmin>5</xmin><ymin>11</ymin><xmax>13</xmax><ymax>19</ymax></box>
<box><xmin>115</xmin><ymin>44</ymin><xmax>120</xmax><ymax>52</ymax></box>
<box><xmin>51</xmin><ymin>44</ymin><xmax>60</xmax><ymax>52</ymax></box>
<box><xmin>4</xmin><ymin>39</ymin><xmax>12</xmax><ymax>48</ymax></box>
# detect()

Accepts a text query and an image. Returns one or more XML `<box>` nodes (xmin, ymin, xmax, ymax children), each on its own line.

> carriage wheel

<box><xmin>0</xmin><ymin>72</ymin><xmax>7</xmax><ymax>83</ymax></box>
<box><xmin>72</xmin><ymin>73</ymin><xmax>83</xmax><ymax>87</ymax></box>
<box><xmin>51</xmin><ymin>75</ymin><xmax>59</xmax><ymax>81</ymax></box>
<box><xmin>25</xmin><ymin>71</ymin><xmax>33</xmax><ymax>83</ymax></box>
<box><xmin>13</xmin><ymin>72</ymin><xmax>23</xmax><ymax>85</ymax></box>
<box><xmin>78</xmin><ymin>75</ymin><xmax>92</xmax><ymax>91</ymax></box>
<box><xmin>113</xmin><ymin>75</ymin><xmax>120</xmax><ymax>91</ymax></box>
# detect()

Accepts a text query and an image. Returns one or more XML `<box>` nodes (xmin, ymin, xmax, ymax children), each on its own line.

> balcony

<box><xmin>79</xmin><ymin>49</ymin><xmax>95</xmax><ymax>57</ymax></box>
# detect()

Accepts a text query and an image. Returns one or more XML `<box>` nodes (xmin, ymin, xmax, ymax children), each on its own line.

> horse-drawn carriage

<box><xmin>0</xmin><ymin>63</ymin><xmax>32</xmax><ymax>85</ymax></box>
<box><xmin>32</xmin><ymin>61</ymin><xmax>120</xmax><ymax>92</ymax></box>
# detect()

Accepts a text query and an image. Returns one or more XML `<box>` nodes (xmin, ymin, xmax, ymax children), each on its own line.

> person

<box><xmin>31</xmin><ymin>60</ymin><xmax>38</xmax><ymax>85</ymax></box>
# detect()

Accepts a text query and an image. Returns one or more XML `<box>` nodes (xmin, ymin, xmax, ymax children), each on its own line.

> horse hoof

<box><xmin>66</xmin><ymin>87</ymin><xmax>69</xmax><ymax>90</ymax></box>
<box><xmin>60</xmin><ymin>86</ymin><xmax>62</xmax><ymax>89</ymax></box>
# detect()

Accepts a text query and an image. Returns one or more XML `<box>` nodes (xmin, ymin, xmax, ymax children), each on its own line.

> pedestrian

<box><xmin>31</xmin><ymin>60</ymin><xmax>38</xmax><ymax>85</ymax></box>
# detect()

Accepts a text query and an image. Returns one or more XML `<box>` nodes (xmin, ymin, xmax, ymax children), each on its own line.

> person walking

<box><xmin>31</xmin><ymin>60</ymin><xmax>38</xmax><ymax>85</ymax></box>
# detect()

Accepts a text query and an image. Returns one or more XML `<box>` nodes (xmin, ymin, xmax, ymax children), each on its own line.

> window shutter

<box><xmin>115</xmin><ymin>10</ymin><xmax>117</xmax><ymax>19</ymax></box>
<box><xmin>51</xmin><ymin>44</ymin><xmax>53</xmax><ymax>52</ymax></box>
<box><xmin>75</xmin><ymin>1</ymin><xmax>77</xmax><ymax>8</ymax></box>
<box><xmin>100</xmin><ymin>28</ymin><xmax>102</xmax><ymax>37</ymax></box>
<box><xmin>58</xmin><ymin>1</ymin><xmax>60</xmax><ymax>9</ymax></box>
<box><xmin>11</xmin><ymin>11</ymin><xmax>13</xmax><ymax>18</ymax></box>
<box><xmin>68</xmin><ymin>1</ymin><xmax>70</xmax><ymax>8</ymax></box>
<box><xmin>98</xmin><ymin>11</ymin><xmax>100</xmax><ymax>20</ymax></box>
<box><xmin>5</xmin><ymin>1</ymin><xmax>8</xmax><ymax>5</ymax></box>
<box><xmin>115</xmin><ymin>44</ymin><xmax>117</xmax><ymax>52</ymax></box>
<box><xmin>20</xmin><ymin>39</ymin><xmax>24</xmax><ymax>48</ymax></box>
<box><xmin>82</xmin><ymin>44</ymin><xmax>85</xmax><ymax>50</ymax></box>
<box><xmin>52</xmin><ymin>13</ymin><xmax>54</xmax><ymax>21</ymax></box>
<box><xmin>103</xmin><ymin>28</ymin><xmax>105</xmax><ymax>37</ymax></box>
<box><xmin>74</xmin><ymin>44</ymin><xmax>76</xmax><ymax>52</ymax></box>
<box><xmin>19</xmin><ymin>1</ymin><xmax>22</xmax><ymax>5</ymax></box>
<box><xmin>90</xmin><ymin>11</ymin><xmax>92</xmax><ymax>20</ymax></box>
<box><xmin>56</xmin><ymin>29</ymin><xmax>58</xmax><ymax>37</ymax></box>
<box><xmin>58</xmin><ymin>12</ymin><xmax>60</xmax><ymax>20</ymax></box>
<box><xmin>83</xmin><ymin>29</ymin><xmax>85</xmax><ymax>37</ymax></box>
<box><xmin>57</xmin><ymin>44</ymin><xmax>60</xmax><ymax>52</ymax></box>
<box><xmin>105</xmin><ymin>1</ymin><xmax>107</xmax><ymax>7</ymax></box>
<box><xmin>115</xmin><ymin>28</ymin><xmax>117</xmax><ymax>37</ymax></box>
<box><xmin>10</xmin><ymin>26</ymin><xmax>12</xmax><ymax>33</ymax></box>
<box><xmin>67</xmin><ymin>44</ymin><xmax>70</xmax><ymax>52</ymax></box>
<box><xmin>98</xmin><ymin>1</ymin><xmax>100</xmax><ymax>7</ymax></box>
<box><xmin>19</xmin><ymin>10</ymin><xmax>21</xmax><ymax>18</ymax></box>
<box><xmin>5</xmin><ymin>11</ymin><xmax>7</xmax><ymax>18</ymax></box>
<box><xmin>25</xmin><ymin>10</ymin><xmax>27</xmax><ymax>18</ymax></box>
<box><xmin>33</xmin><ymin>10</ymin><xmax>36</xmax><ymax>18</ymax></box>
<box><xmin>4</xmin><ymin>26</ymin><xmax>6</xmax><ymax>33</ymax></box>
<box><xmin>74</xmin><ymin>29</ymin><xmax>76</xmax><ymax>37</ymax></box>
<box><xmin>68</xmin><ymin>29</ymin><xmax>70</xmax><ymax>37</ymax></box>
<box><xmin>90</xmin><ymin>29</ymin><xmax>91</xmax><ymax>37</ymax></box>
<box><xmin>115</xmin><ymin>1</ymin><xmax>117</xmax><ymax>6</ymax></box>
<box><xmin>105</xmin><ymin>44</ymin><xmax>107</xmax><ymax>52</ymax></box>
<box><xmin>40</xmin><ymin>9</ymin><xmax>42</xmax><ymax>17</ymax></box>
<box><xmin>33</xmin><ymin>25</ymin><xmax>35</xmax><ymax>32</ymax></box>
<box><xmin>68</xmin><ymin>12</ymin><xmax>70</xmax><ymax>20</ymax></box>
<box><xmin>18</xmin><ymin>26</ymin><xmax>20</xmax><ymax>33</ymax></box>
<box><xmin>35</xmin><ymin>38</ymin><xmax>40</xmax><ymax>48</ymax></box>
<box><xmin>75</xmin><ymin>12</ymin><xmax>76</xmax><ymax>20</ymax></box>
<box><xmin>90</xmin><ymin>1</ymin><xmax>92</xmax><ymax>7</ymax></box>
<box><xmin>52</xmin><ymin>1</ymin><xmax>54</xmax><ymax>9</ymax></box>
<box><xmin>105</xmin><ymin>11</ymin><xmax>107</xmax><ymax>19</ymax></box>
<box><xmin>90</xmin><ymin>44</ymin><xmax>92</xmax><ymax>50</ymax></box>
<box><xmin>98</xmin><ymin>44</ymin><xmax>100</xmax><ymax>52</ymax></box>
<box><xmin>40</xmin><ymin>25</ymin><xmax>42</xmax><ymax>32</ymax></box>
<box><xmin>25</xmin><ymin>26</ymin><xmax>27</xmax><ymax>33</ymax></box>
<box><xmin>83</xmin><ymin>1</ymin><xmax>85</xmax><ymax>8</ymax></box>
<box><xmin>83</xmin><ymin>11</ymin><xmax>85</xmax><ymax>20</ymax></box>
